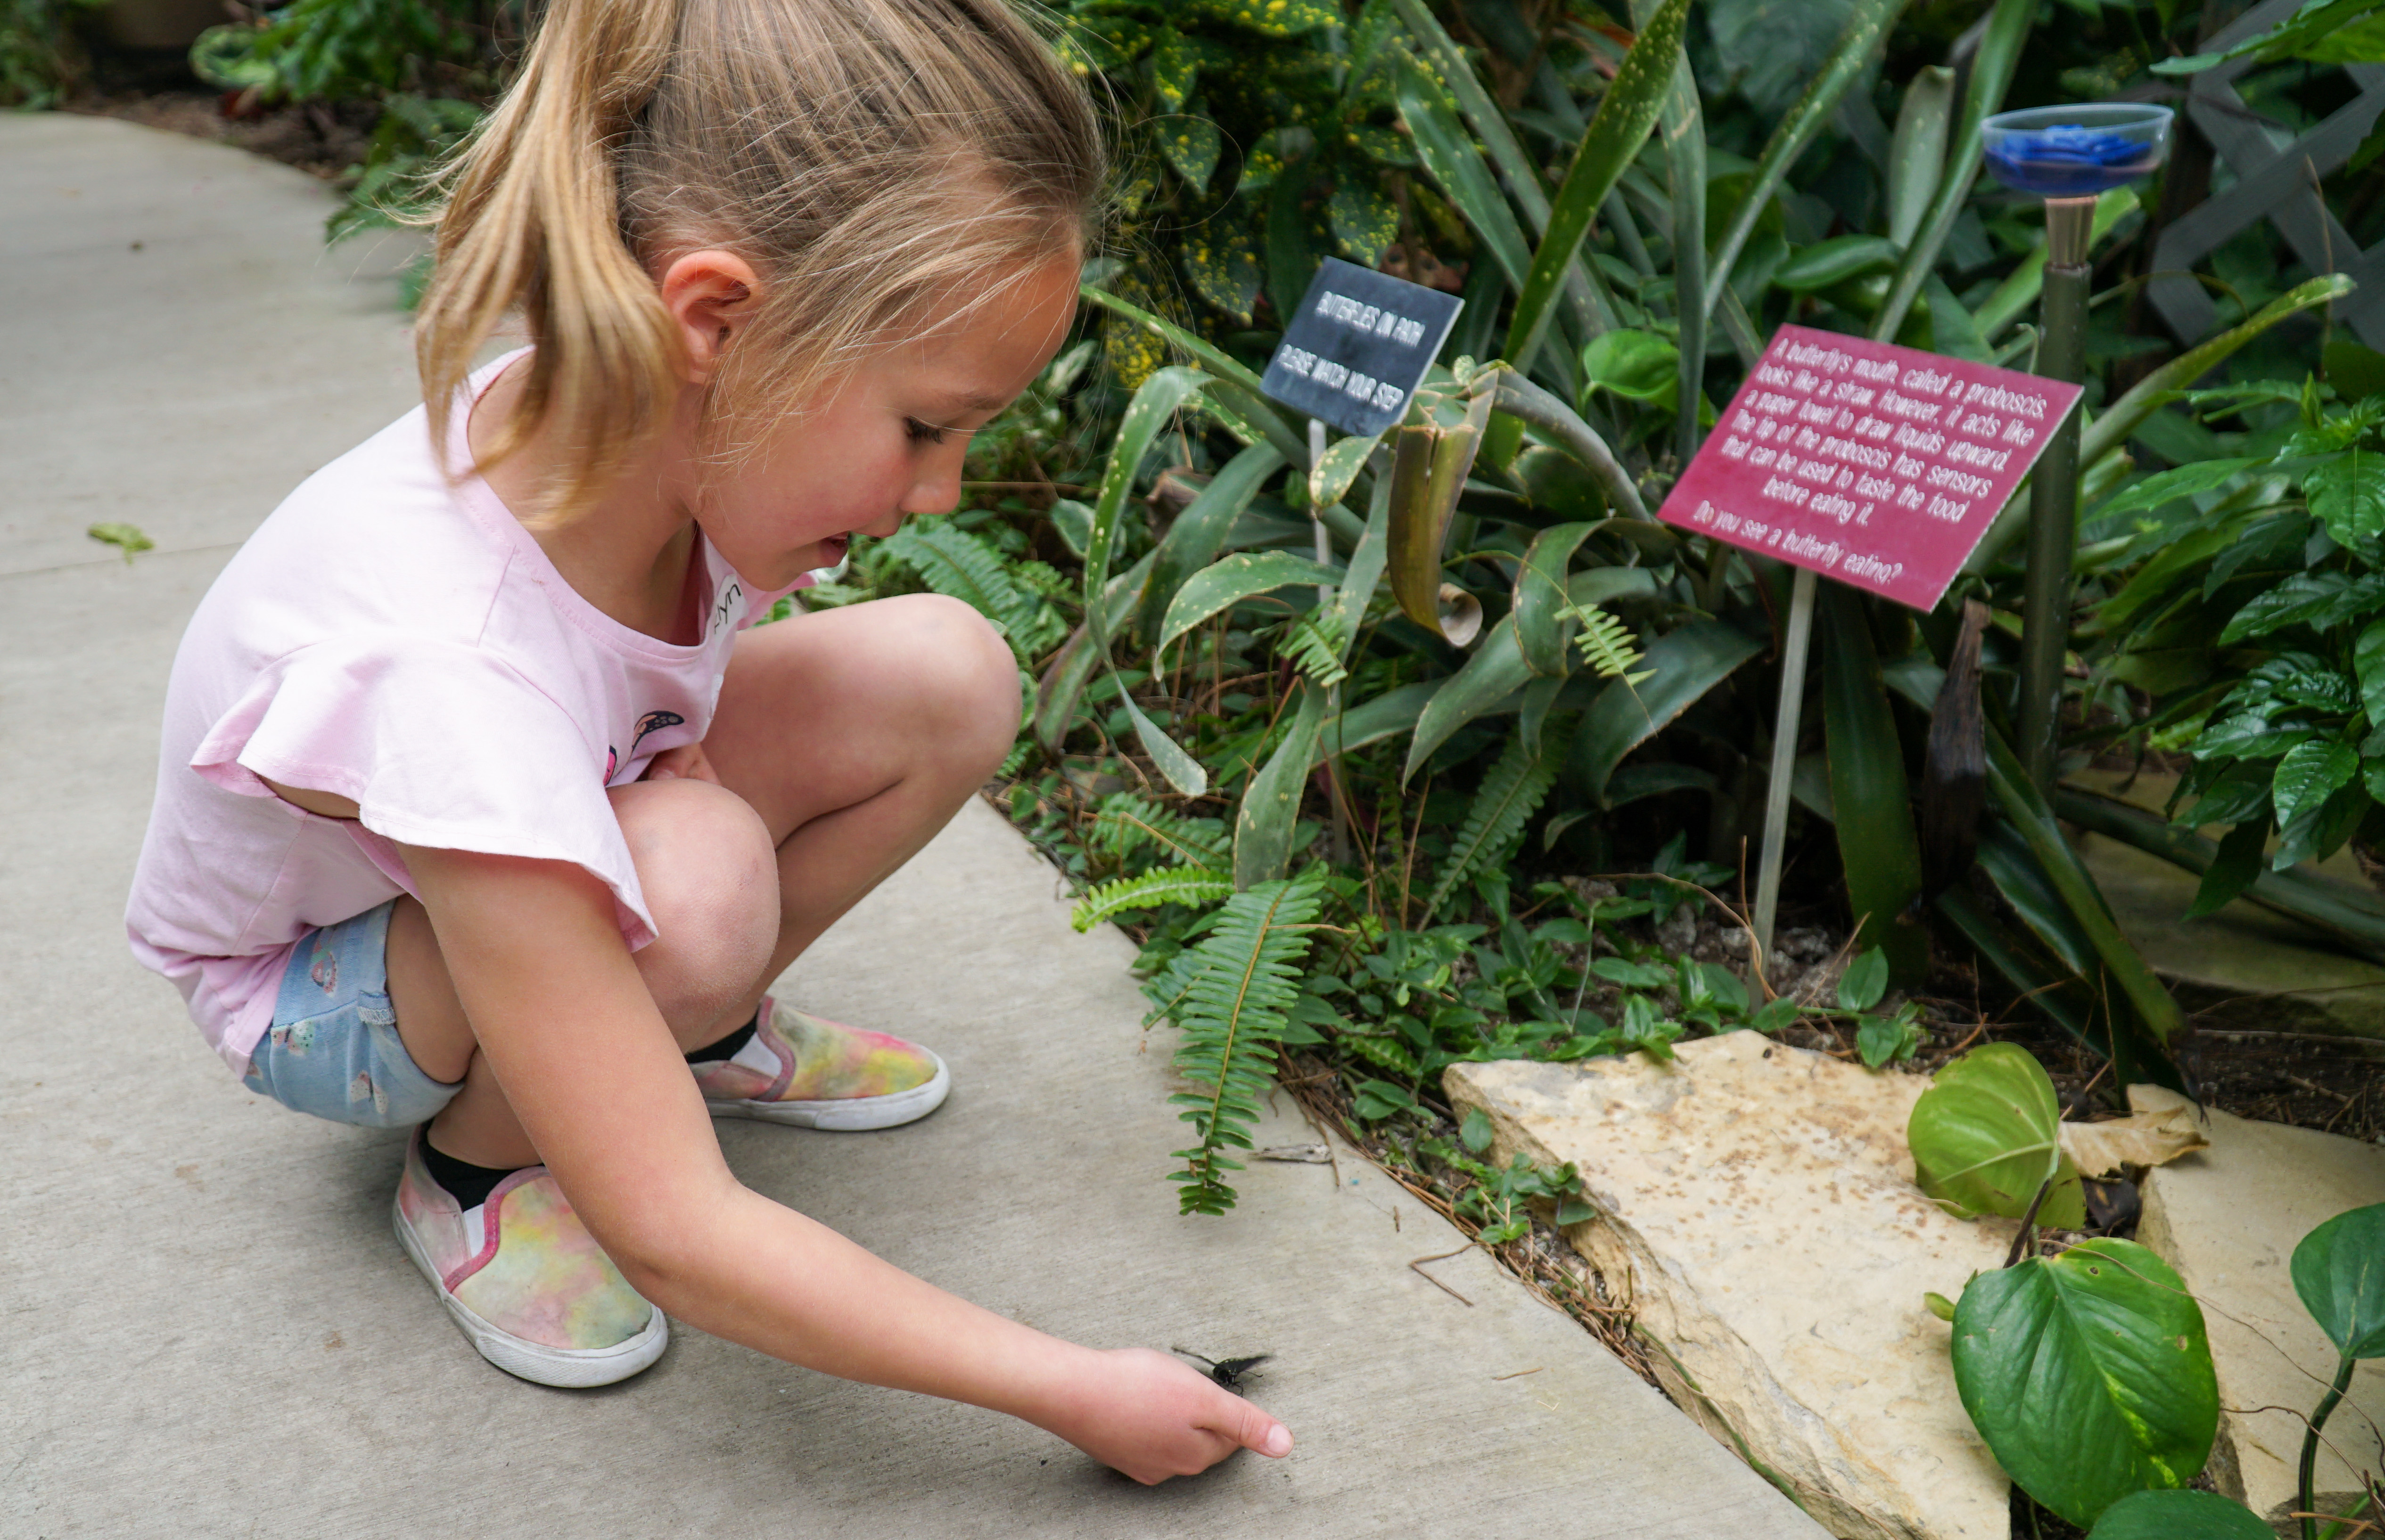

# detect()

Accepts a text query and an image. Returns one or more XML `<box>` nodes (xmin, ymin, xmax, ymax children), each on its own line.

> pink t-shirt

<box><xmin>127</xmin><ymin>354</ymin><xmax>802</xmax><ymax>1074</ymax></box>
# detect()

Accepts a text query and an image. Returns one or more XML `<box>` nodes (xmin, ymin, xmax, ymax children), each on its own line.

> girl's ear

<box><xmin>658</xmin><ymin>249</ymin><xmax>762</xmax><ymax>383</ymax></box>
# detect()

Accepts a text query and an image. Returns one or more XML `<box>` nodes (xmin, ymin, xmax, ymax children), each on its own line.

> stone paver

<box><xmin>1451</xmin><ymin>1035</ymin><xmax>2013</xmax><ymax>1540</ymax></box>
<box><xmin>0</xmin><ymin>115</ymin><xmax>1827</xmax><ymax>1539</ymax></box>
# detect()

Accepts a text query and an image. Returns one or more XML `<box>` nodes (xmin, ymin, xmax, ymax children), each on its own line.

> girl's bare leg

<box><xmin>389</xmin><ymin>592</ymin><xmax>1016</xmax><ymax>1168</ymax></box>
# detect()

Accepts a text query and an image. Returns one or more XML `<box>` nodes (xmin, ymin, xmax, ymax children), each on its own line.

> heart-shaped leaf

<box><xmin>1908</xmin><ymin>1042</ymin><xmax>2086</xmax><ymax>1227</ymax></box>
<box><xmin>2291</xmin><ymin>1201</ymin><xmax>2385</xmax><ymax>1360</ymax></box>
<box><xmin>1579</xmin><ymin>329</ymin><xmax>1680</xmax><ymax>403</ymax></box>
<box><xmin>1838</xmin><ymin>947</ymin><xmax>1889</xmax><ymax>1012</ymax></box>
<box><xmin>2086</xmin><ymin>1489</ymin><xmax>2270</xmax><ymax>1540</ymax></box>
<box><xmin>1953</xmin><ymin>1238</ymin><xmax>2217</xmax><ymax>1528</ymax></box>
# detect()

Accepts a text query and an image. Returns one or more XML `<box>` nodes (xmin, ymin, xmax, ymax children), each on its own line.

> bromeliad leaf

<box><xmin>1308</xmin><ymin>430</ymin><xmax>1380</xmax><ymax>511</ymax></box>
<box><xmin>2272</xmin><ymin>738</ymin><xmax>2359</xmax><ymax>830</ymax></box>
<box><xmin>1157</xmin><ymin>551</ymin><xmax>1342</xmax><ymax>653</ymax></box>
<box><xmin>1085</xmin><ymin>365</ymin><xmax>1213</xmax><ymax>630</ymax></box>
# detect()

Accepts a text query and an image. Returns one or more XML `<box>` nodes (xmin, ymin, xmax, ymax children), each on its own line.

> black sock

<box><xmin>685</xmin><ymin>1011</ymin><xmax>760</xmax><ymax>1065</ymax></box>
<box><xmin>419</xmin><ymin>1129</ymin><xmax>527</xmax><ymax>1212</ymax></box>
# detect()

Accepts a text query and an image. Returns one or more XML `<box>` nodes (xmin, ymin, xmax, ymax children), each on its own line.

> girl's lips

<box><xmin>816</xmin><ymin>533</ymin><xmax>851</xmax><ymax>564</ymax></box>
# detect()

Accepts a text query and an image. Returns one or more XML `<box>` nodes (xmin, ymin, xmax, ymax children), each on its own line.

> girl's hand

<box><xmin>1043</xmin><ymin>1347</ymin><xmax>1293</xmax><ymax>1485</ymax></box>
<box><xmin>641</xmin><ymin>742</ymin><xmax>721</xmax><ymax>785</ymax></box>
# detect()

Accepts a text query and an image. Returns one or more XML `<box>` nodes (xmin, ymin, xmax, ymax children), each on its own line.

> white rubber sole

<box><xmin>704</xmin><ymin>1049</ymin><xmax>952</xmax><ymax>1130</ymax></box>
<box><xmin>392</xmin><ymin>1197</ymin><xmax>668</xmax><ymax>1389</ymax></box>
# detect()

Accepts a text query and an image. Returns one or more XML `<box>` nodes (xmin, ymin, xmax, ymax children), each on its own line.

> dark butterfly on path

<box><xmin>1172</xmin><ymin>1347</ymin><xmax>1272</xmax><ymax>1390</ymax></box>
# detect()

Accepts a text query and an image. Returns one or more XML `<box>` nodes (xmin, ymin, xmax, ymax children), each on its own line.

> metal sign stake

<box><xmin>1752</xmin><ymin>565</ymin><xmax>1816</xmax><ymax>966</ymax></box>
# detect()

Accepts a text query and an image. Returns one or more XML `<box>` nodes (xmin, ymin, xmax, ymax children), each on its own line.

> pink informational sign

<box><xmin>1656</xmin><ymin>324</ymin><xmax>2084</xmax><ymax>612</ymax></box>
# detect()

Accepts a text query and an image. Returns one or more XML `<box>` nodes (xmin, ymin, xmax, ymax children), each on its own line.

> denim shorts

<box><xmin>243</xmin><ymin>901</ymin><xmax>461</xmax><ymax>1129</ymax></box>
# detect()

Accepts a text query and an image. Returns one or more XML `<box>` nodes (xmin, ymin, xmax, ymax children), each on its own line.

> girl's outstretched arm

<box><xmin>400</xmin><ymin>841</ymin><xmax>1293</xmax><ymax>1484</ymax></box>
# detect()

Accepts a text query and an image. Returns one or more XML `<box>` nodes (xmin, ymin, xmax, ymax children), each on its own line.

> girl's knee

<box><xmin>888</xmin><ymin>593</ymin><xmax>1021</xmax><ymax>768</ymax></box>
<box><xmin>608</xmin><ymin>780</ymin><xmax>779</xmax><ymax>1012</ymax></box>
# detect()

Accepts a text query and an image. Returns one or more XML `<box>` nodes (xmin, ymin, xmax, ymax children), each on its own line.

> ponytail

<box><xmin>412</xmin><ymin>0</ymin><xmax>1104</xmax><ymax>523</ymax></box>
<box><xmin>416</xmin><ymin>0</ymin><xmax>686</xmax><ymax>518</ymax></box>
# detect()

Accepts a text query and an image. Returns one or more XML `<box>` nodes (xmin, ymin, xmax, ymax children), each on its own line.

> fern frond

<box><xmin>1341</xmin><ymin>1031</ymin><xmax>1423</xmax><ymax>1078</ymax></box>
<box><xmin>1280</xmin><ymin>611</ymin><xmax>1349</xmax><ymax>688</ymax></box>
<box><xmin>1090</xmin><ymin>793</ymin><xmax>1232</xmax><ymax>868</ymax></box>
<box><xmin>1568</xmin><ymin>602</ymin><xmax>1655</xmax><ymax>686</ymax></box>
<box><xmin>1425</xmin><ymin>735</ymin><xmax>1561</xmax><ymax>920</ymax></box>
<box><xmin>1145</xmin><ymin>869</ymin><xmax>1327</xmax><ymax>1214</ymax></box>
<box><xmin>1070</xmin><ymin>866</ymin><xmax>1234</xmax><ymax>932</ymax></box>
<box><xmin>882</xmin><ymin>524</ymin><xmax>1068</xmax><ymax>661</ymax></box>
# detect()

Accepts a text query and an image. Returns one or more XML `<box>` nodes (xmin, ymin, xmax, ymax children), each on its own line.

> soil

<box><xmin>63</xmin><ymin>88</ymin><xmax>375</xmax><ymax>183</ymax></box>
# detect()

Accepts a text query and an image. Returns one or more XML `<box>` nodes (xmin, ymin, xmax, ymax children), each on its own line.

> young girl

<box><xmin>125</xmin><ymin>0</ymin><xmax>1291</xmax><ymax>1485</ymax></box>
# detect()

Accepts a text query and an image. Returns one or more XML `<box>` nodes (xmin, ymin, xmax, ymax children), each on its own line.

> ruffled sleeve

<box><xmin>188</xmin><ymin>635</ymin><xmax>655</xmax><ymax>948</ymax></box>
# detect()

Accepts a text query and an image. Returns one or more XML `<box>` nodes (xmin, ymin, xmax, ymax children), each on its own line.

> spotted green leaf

<box><xmin>1308</xmin><ymin>430</ymin><xmax>1380</xmax><ymax>511</ymax></box>
<box><xmin>1160</xmin><ymin>115</ymin><xmax>1224</xmax><ymax>192</ymax></box>
<box><xmin>1328</xmin><ymin>178</ymin><xmax>1399</xmax><ymax>266</ymax></box>
<box><xmin>1151</xmin><ymin>28</ymin><xmax>1199</xmax><ymax>113</ymax></box>
<box><xmin>1182</xmin><ymin>222</ymin><xmax>1261</xmax><ymax>324</ymax></box>
<box><xmin>1342</xmin><ymin>123</ymin><xmax>1417</xmax><ymax>167</ymax></box>
<box><xmin>1236</xmin><ymin>126</ymin><xmax>1297</xmax><ymax>195</ymax></box>
<box><xmin>1178</xmin><ymin>0</ymin><xmax>1339</xmax><ymax>38</ymax></box>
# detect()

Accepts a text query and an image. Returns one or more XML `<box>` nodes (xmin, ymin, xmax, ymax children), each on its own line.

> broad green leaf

<box><xmin>1308</xmin><ymin>431</ymin><xmax>1380</xmax><ymax>512</ymax></box>
<box><xmin>1838</xmin><ymin>948</ymin><xmax>1889</xmax><ymax>1012</ymax></box>
<box><xmin>1702</xmin><ymin>0</ymin><xmax>1908</xmax><ymax>323</ymax></box>
<box><xmin>2220</xmin><ymin>572</ymin><xmax>2385</xmax><ymax>645</ymax></box>
<box><xmin>1137</xmin><ymin>443</ymin><xmax>1283</xmax><ymax>645</ymax></box>
<box><xmin>1503</xmin><ymin>0</ymin><xmax>1688</xmax><ymax>373</ymax></box>
<box><xmin>1048</xmin><ymin>498</ymin><xmax>1092</xmax><ymax>559</ymax></box>
<box><xmin>1084</xmin><ymin>366</ymin><xmax>1212</xmax><ymax>636</ymax></box>
<box><xmin>2309</xmin><ymin>447</ymin><xmax>2385</xmax><ymax>545</ymax></box>
<box><xmin>1117</xmin><ymin>691</ymin><xmax>1207</xmax><ymax>797</ymax></box>
<box><xmin>1886</xmin><ymin>65</ymin><xmax>1954</xmax><ymax>249</ymax></box>
<box><xmin>2187</xmin><ymin>819</ymin><xmax>2268</xmax><ymax>919</ymax></box>
<box><xmin>2086</xmin><ymin>1491</ymin><xmax>2271</xmax><ymax>1540</ymax></box>
<box><xmin>1908</xmin><ymin>1042</ymin><xmax>2085</xmax><ymax>1225</ymax></box>
<box><xmin>1775</xmin><ymin>234</ymin><xmax>1901</xmax><ymax>292</ymax></box>
<box><xmin>1953</xmin><ymin>1238</ymin><xmax>2216</xmax><ymax>1528</ymax></box>
<box><xmin>1824</xmin><ymin>582</ymin><xmax>1926</xmax><ymax>984</ymax></box>
<box><xmin>2273</xmin><ymin>739</ymin><xmax>2359</xmax><ymax>832</ymax></box>
<box><xmin>1235</xmin><ymin>680</ymin><xmax>1327</xmax><ymax>887</ymax></box>
<box><xmin>1573</xmin><ymin>620</ymin><xmax>1764</xmax><ymax>797</ymax></box>
<box><xmin>1404</xmin><ymin>614</ymin><xmax>1536</xmax><ymax>781</ymax></box>
<box><xmin>1182</xmin><ymin>222</ymin><xmax>1261</xmax><ymax>325</ymax></box>
<box><xmin>1512</xmin><ymin>523</ymin><xmax>1599</xmax><ymax>675</ymax></box>
<box><xmin>1328</xmin><ymin>178</ymin><xmax>1400</xmax><ymax>266</ymax></box>
<box><xmin>1157</xmin><ymin>552</ymin><xmax>1343</xmax><ymax>654</ymax></box>
<box><xmin>1579</xmin><ymin>329</ymin><xmax>1679</xmax><ymax>402</ymax></box>
<box><xmin>2357</xmin><ymin>618</ymin><xmax>2385</xmax><ymax>729</ymax></box>
<box><xmin>2091</xmin><ymin>458</ymin><xmax>2257</xmax><ymax>522</ymax></box>
<box><xmin>2291</xmin><ymin>1202</ymin><xmax>2385</xmax><ymax>1360</ymax></box>
<box><xmin>1871</xmin><ymin>0</ymin><xmax>2031</xmax><ymax>343</ymax></box>
<box><xmin>1925</xmin><ymin>274</ymin><xmax>1991</xmax><ymax>363</ymax></box>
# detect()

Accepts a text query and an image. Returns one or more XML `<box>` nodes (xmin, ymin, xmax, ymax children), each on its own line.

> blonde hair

<box><xmin>416</xmin><ymin>0</ymin><xmax>1102</xmax><ymax>516</ymax></box>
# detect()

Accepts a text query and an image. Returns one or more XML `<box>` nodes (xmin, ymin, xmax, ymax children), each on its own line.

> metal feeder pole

<box><xmin>2019</xmin><ymin>195</ymin><xmax>2095</xmax><ymax>793</ymax></box>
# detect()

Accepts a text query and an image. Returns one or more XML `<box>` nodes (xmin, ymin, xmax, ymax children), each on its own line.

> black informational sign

<box><xmin>1259</xmin><ymin>258</ymin><xmax>1464</xmax><ymax>437</ymax></box>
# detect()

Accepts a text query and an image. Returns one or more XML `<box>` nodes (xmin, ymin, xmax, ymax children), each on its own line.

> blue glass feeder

<box><xmin>1981</xmin><ymin>103</ymin><xmax>2174</xmax><ymax>198</ymax></box>
<box><xmin>1980</xmin><ymin>101</ymin><xmax>2172</xmax><ymax>791</ymax></box>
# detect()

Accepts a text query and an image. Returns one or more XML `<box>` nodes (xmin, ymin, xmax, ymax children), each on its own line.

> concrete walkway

<box><xmin>0</xmin><ymin>114</ymin><xmax>1827</xmax><ymax>1539</ymax></box>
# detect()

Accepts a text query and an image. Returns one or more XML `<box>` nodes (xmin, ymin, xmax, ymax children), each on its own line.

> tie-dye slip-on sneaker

<box><xmin>691</xmin><ymin>996</ymin><xmax>950</xmax><ymax>1131</ymax></box>
<box><xmin>391</xmin><ymin>1129</ymin><xmax>667</xmax><ymax>1387</ymax></box>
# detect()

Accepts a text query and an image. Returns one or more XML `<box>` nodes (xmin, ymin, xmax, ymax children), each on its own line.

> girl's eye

<box><xmin>904</xmin><ymin>417</ymin><xmax>947</xmax><ymax>445</ymax></box>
